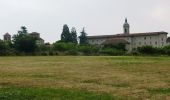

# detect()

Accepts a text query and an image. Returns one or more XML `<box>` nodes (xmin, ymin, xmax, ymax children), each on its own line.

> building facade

<box><xmin>29</xmin><ymin>32</ymin><xmax>45</xmax><ymax>45</ymax></box>
<box><xmin>87</xmin><ymin>19</ymin><xmax>169</xmax><ymax>51</ymax></box>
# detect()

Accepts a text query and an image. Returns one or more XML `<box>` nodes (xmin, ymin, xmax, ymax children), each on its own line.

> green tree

<box><xmin>61</xmin><ymin>24</ymin><xmax>71</xmax><ymax>43</ymax></box>
<box><xmin>70</xmin><ymin>27</ymin><xmax>78</xmax><ymax>44</ymax></box>
<box><xmin>0</xmin><ymin>40</ymin><xmax>8</xmax><ymax>55</ymax></box>
<box><xmin>0</xmin><ymin>40</ymin><xmax>14</xmax><ymax>56</ymax></box>
<box><xmin>18</xmin><ymin>26</ymin><xmax>28</xmax><ymax>34</ymax></box>
<box><xmin>13</xmin><ymin>26</ymin><xmax>37</xmax><ymax>54</ymax></box>
<box><xmin>79</xmin><ymin>28</ymin><xmax>88</xmax><ymax>45</ymax></box>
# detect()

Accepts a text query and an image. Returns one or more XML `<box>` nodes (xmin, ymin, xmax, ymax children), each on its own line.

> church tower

<box><xmin>4</xmin><ymin>33</ymin><xmax>11</xmax><ymax>42</ymax></box>
<box><xmin>123</xmin><ymin>18</ymin><xmax>130</xmax><ymax>34</ymax></box>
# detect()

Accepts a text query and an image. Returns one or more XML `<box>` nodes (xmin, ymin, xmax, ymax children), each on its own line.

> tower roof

<box><xmin>4</xmin><ymin>33</ymin><xmax>11</xmax><ymax>36</ymax></box>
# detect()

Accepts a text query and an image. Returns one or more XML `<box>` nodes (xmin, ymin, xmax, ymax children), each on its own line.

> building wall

<box><xmin>88</xmin><ymin>39</ymin><xmax>106</xmax><ymax>45</ymax></box>
<box><xmin>87</xmin><ymin>34</ymin><xmax>168</xmax><ymax>51</ymax></box>
<box><xmin>130</xmin><ymin>34</ymin><xmax>167</xmax><ymax>50</ymax></box>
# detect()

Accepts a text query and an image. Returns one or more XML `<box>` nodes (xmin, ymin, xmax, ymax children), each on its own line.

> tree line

<box><xmin>60</xmin><ymin>24</ymin><xmax>88</xmax><ymax>45</ymax></box>
<box><xmin>0</xmin><ymin>25</ymin><xmax>91</xmax><ymax>56</ymax></box>
<box><xmin>0</xmin><ymin>25</ymin><xmax>170</xmax><ymax>56</ymax></box>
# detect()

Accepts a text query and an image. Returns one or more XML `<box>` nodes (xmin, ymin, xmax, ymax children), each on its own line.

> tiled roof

<box><xmin>87</xmin><ymin>32</ymin><xmax>168</xmax><ymax>39</ymax></box>
<box><xmin>4</xmin><ymin>33</ymin><xmax>11</xmax><ymax>36</ymax></box>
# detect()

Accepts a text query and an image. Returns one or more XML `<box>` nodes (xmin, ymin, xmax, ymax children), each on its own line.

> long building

<box><xmin>87</xmin><ymin>19</ymin><xmax>169</xmax><ymax>51</ymax></box>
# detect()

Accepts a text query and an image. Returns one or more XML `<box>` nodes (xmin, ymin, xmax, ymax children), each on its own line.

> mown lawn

<box><xmin>0</xmin><ymin>56</ymin><xmax>169</xmax><ymax>100</ymax></box>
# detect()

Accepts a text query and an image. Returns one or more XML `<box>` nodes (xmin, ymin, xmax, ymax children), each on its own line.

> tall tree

<box><xmin>70</xmin><ymin>27</ymin><xmax>78</xmax><ymax>44</ymax></box>
<box><xmin>18</xmin><ymin>26</ymin><xmax>28</xmax><ymax>34</ymax></box>
<box><xmin>79</xmin><ymin>28</ymin><xmax>88</xmax><ymax>45</ymax></box>
<box><xmin>61</xmin><ymin>24</ymin><xmax>71</xmax><ymax>43</ymax></box>
<box><xmin>13</xmin><ymin>26</ymin><xmax>37</xmax><ymax>53</ymax></box>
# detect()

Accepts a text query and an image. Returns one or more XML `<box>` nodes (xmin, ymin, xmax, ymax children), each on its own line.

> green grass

<box><xmin>0</xmin><ymin>87</ymin><xmax>120</xmax><ymax>100</ymax></box>
<box><xmin>148</xmin><ymin>88</ymin><xmax>170</xmax><ymax>94</ymax></box>
<box><xmin>0</xmin><ymin>56</ymin><xmax>170</xmax><ymax>100</ymax></box>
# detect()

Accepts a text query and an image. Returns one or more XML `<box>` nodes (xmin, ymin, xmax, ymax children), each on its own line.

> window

<box><xmin>139</xmin><ymin>42</ymin><xmax>141</xmax><ymax>45</ymax></box>
<box><xmin>162</xmin><ymin>38</ymin><xmax>164</xmax><ymax>41</ymax></box>
<box><xmin>125</xmin><ymin>29</ymin><xmax>127</xmax><ymax>33</ymax></box>
<box><xmin>155</xmin><ymin>42</ymin><xmax>157</xmax><ymax>45</ymax></box>
<box><xmin>150</xmin><ymin>37</ymin><xmax>152</xmax><ymax>40</ymax></box>
<box><xmin>150</xmin><ymin>42</ymin><xmax>152</xmax><ymax>45</ymax></box>
<box><xmin>144</xmin><ymin>37</ymin><xmax>146</xmax><ymax>40</ymax></box>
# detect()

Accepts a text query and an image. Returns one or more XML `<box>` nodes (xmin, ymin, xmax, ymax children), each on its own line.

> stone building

<box><xmin>3</xmin><ymin>33</ymin><xmax>11</xmax><ymax>42</ymax></box>
<box><xmin>29</xmin><ymin>32</ymin><xmax>44</xmax><ymax>45</ymax></box>
<box><xmin>87</xmin><ymin>19</ymin><xmax>169</xmax><ymax>51</ymax></box>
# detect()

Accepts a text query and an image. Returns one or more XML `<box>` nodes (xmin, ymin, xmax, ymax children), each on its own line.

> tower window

<box><xmin>125</xmin><ymin>29</ymin><xmax>127</xmax><ymax>33</ymax></box>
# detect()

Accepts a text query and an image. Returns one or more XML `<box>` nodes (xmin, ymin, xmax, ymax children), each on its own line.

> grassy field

<box><xmin>0</xmin><ymin>56</ymin><xmax>169</xmax><ymax>100</ymax></box>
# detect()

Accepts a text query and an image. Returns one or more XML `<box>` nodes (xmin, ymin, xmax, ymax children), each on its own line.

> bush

<box><xmin>104</xmin><ymin>43</ymin><xmax>126</xmax><ymax>51</ymax></box>
<box><xmin>52</xmin><ymin>42</ymin><xmax>76</xmax><ymax>52</ymax></box>
<box><xmin>163</xmin><ymin>45</ymin><xmax>170</xmax><ymax>55</ymax></box>
<box><xmin>99</xmin><ymin>48</ymin><xmax>125</xmax><ymax>56</ymax></box>
<box><xmin>65</xmin><ymin>49</ymin><xmax>79</xmax><ymax>55</ymax></box>
<box><xmin>0</xmin><ymin>40</ymin><xmax>16</xmax><ymax>56</ymax></box>
<box><xmin>77</xmin><ymin>45</ymin><xmax>99</xmax><ymax>55</ymax></box>
<box><xmin>137</xmin><ymin>46</ymin><xmax>162</xmax><ymax>55</ymax></box>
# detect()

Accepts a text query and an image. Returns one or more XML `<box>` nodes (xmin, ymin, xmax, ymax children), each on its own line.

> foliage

<box><xmin>77</xmin><ymin>45</ymin><xmax>99</xmax><ymax>55</ymax></box>
<box><xmin>79</xmin><ymin>28</ymin><xmax>88</xmax><ymax>45</ymax></box>
<box><xmin>61</xmin><ymin>24</ymin><xmax>72</xmax><ymax>43</ymax></box>
<box><xmin>100</xmin><ymin>48</ymin><xmax>125</xmax><ymax>56</ymax></box>
<box><xmin>18</xmin><ymin>26</ymin><xmax>28</xmax><ymax>34</ymax></box>
<box><xmin>70</xmin><ymin>27</ymin><xmax>78</xmax><ymax>44</ymax></box>
<box><xmin>137</xmin><ymin>46</ymin><xmax>163</xmax><ymax>55</ymax></box>
<box><xmin>52</xmin><ymin>42</ymin><xmax>76</xmax><ymax>52</ymax></box>
<box><xmin>103</xmin><ymin>43</ymin><xmax>126</xmax><ymax>51</ymax></box>
<box><xmin>0</xmin><ymin>40</ymin><xmax>15</xmax><ymax>56</ymax></box>
<box><xmin>13</xmin><ymin>26</ymin><xmax>38</xmax><ymax>54</ymax></box>
<box><xmin>162</xmin><ymin>45</ymin><xmax>170</xmax><ymax>55</ymax></box>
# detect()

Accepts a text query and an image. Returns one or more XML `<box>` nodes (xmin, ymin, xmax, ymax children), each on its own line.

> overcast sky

<box><xmin>0</xmin><ymin>0</ymin><xmax>170</xmax><ymax>43</ymax></box>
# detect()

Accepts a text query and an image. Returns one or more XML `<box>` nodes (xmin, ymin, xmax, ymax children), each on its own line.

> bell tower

<box><xmin>123</xmin><ymin>18</ymin><xmax>130</xmax><ymax>34</ymax></box>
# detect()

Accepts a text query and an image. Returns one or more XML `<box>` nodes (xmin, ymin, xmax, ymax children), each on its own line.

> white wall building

<box><xmin>87</xmin><ymin>19</ymin><xmax>169</xmax><ymax>51</ymax></box>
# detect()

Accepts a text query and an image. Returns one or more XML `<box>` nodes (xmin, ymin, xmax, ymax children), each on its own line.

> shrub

<box><xmin>99</xmin><ymin>48</ymin><xmax>125</xmax><ymax>56</ymax></box>
<box><xmin>163</xmin><ymin>45</ymin><xmax>170</xmax><ymax>55</ymax></box>
<box><xmin>65</xmin><ymin>49</ymin><xmax>79</xmax><ymax>55</ymax></box>
<box><xmin>77</xmin><ymin>45</ymin><xmax>99</xmax><ymax>55</ymax></box>
<box><xmin>104</xmin><ymin>43</ymin><xmax>126</xmax><ymax>51</ymax></box>
<box><xmin>52</xmin><ymin>42</ymin><xmax>76</xmax><ymax>52</ymax></box>
<box><xmin>137</xmin><ymin>46</ymin><xmax>162</xmax><ymax>55</ymax></box>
